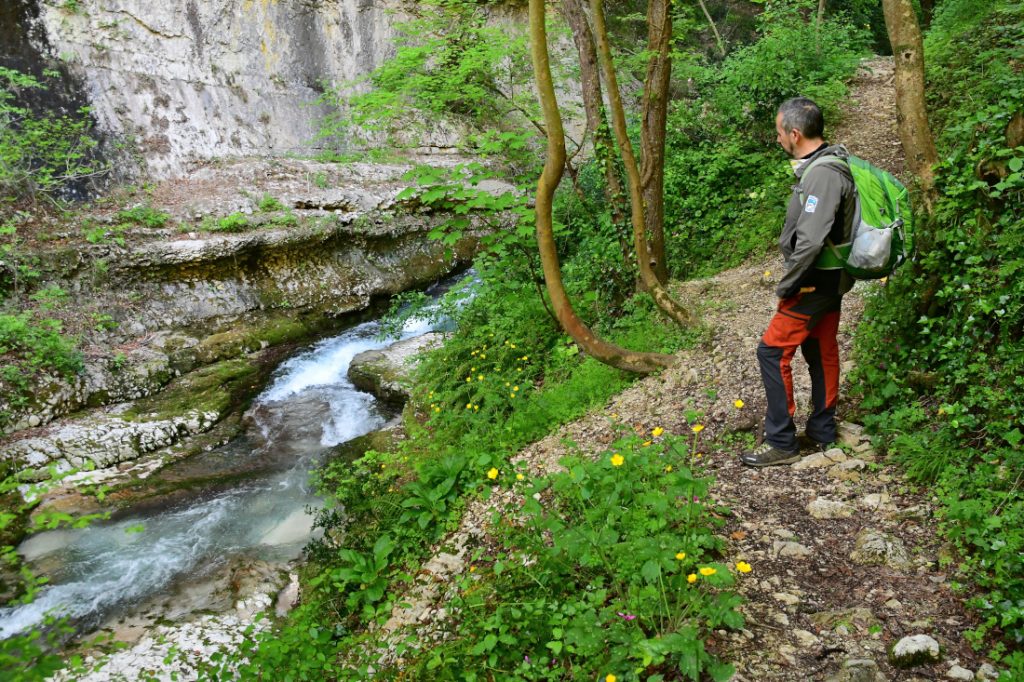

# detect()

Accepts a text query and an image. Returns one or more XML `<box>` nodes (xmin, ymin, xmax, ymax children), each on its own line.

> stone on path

<box><xmin>976</xmin><ymin>663</ymin><xmax>1000</xmax><ymax>680</ymax></box>
<box><xmin>946</xmin><ymin>664</ymin><xmax>975</xmax><ymax>681</ymax></box>
<box><xmin>810</xmin><ymin>607</ymin><xmax>880</xmax><ymax>632</ymax></box>
<box><xmin>807</xmin><ymin>497</ymin><xmax>855</xmax><ymax>519</ymax></box>
<box><xmin>889</xmin><ymin>634</ymin><xmax>942</xmax><ymax>668</ymax></box>
<box><xmin>851</xmin><ymin>528</ymin><xmax>912</xmax><ymax>570</ymax></box>
<box><xmin>793</xmin><ymin>629</ymin><xmax>820</xmax><ymax>648</ymax></box>
<box><xmin>773</xmin><ymin>540</ymin><xmax>812</xmax><ymax>559</ymax></box>
<box><xmin>792</xmin><ymin>447</ymin><xmax>848</xmax><ymax>470</ymax></box>
<box><xmin>829</xmin><ymin>458</ymin><xmax>867</xmax><ymax>481</ymax></box>
<box><xmin>825</xmin><ymin>657</ymin><xmax>887</xmax><ymax>682</ymax></box>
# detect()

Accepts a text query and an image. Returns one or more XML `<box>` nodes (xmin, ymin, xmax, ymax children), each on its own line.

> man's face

<box><xmin>775</xmin><ymin>112</ymin><xmax>798</xmax><ymax>157</ymax></box>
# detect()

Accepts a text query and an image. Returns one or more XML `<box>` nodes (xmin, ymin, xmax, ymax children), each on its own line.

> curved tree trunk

<box><xmin>641</xmin><ymin>0</ymin><xmax>672</xmax><ymax>284</ymax></box>
<box><xmin>588</xmin><ymin>0</ymin><xmax>696</xmax><ymax>327</ymax></box>
<box><xmin>882</xmin><ymin>0</ymin><xmax>939</xmax><ymax>215</ymax></box>
<box><xmin>528</xmin><ymin>0</ymin><xmax>675</xmax><ymax>373</ymax></box>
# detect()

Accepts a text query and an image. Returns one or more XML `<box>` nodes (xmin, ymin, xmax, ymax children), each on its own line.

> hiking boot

<box><xmin>740</xmin><ymin>441</ymin><xmax>801</xmax><ymax>467</ymax></box>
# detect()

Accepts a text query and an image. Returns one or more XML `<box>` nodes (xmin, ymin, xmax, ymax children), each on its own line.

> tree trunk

<box><xmin>882</xmin><ymin>0</ymin><xmax>939</xmax><ymax>214</ymax></box>
<box><xmin>559</xmin><ymin>0</ymin><xmax>634</xmax><ymax>281</ymax></box>
<box><xmin>589</xmin><ymin>0</ymin><xmax>696</xmax><ymax>326</ymax></box>
<box><xmin>697</xmin><ymin>0</ymin><xmax>726</xmax><ymax>57</ymax></box>
<box><xmin>528</xmin><ymin>0</ymin><xmax>675</xmax><ymax>373</ymax></box>
<box><xmin>641</xmin><ymin>0</ymin><xmax>671</xmax><ymax>284</ymax></box>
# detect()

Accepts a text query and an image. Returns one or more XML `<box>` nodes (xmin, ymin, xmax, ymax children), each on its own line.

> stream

<box><xmin>0</xmin><ymin>278</ymin><xmax>460</xmax><ymax>642</ymax></box>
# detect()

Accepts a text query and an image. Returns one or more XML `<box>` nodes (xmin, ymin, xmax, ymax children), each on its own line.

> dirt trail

<box><xmin>372</xmin><ymin>58</ymin><xmax>996</xmax><ymax>680</ymax></box>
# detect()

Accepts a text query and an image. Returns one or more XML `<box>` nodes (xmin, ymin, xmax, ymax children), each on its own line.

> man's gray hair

<box><xmin>778</xmin><ymin>97</ymin><xmax>824</xmax><ymax>139</ymax></box>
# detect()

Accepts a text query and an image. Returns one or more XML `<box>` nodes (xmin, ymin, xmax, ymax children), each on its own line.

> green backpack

<box><xmin>805</xmin><ymin>153</ymin><xmax>913</xmax><ymax>280</ymax></box>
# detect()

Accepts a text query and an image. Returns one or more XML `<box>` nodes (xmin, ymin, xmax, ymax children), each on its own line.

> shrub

<box><xmin>0</xmin><ymin>67</ymin><xmax>109</xmax><ymax>206</ymax></box>
<box><xmin>850</xmin><ymin>1</ymin><xmax>1024</xmax><ymax>673</ymax></box>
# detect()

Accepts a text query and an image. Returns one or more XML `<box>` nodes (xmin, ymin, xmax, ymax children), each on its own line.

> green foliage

<box><xmin>201</xmin><ymin>212</ymin><xmax>250</xmax><ymax>233</ymax></box>
<box><xmin>660</xmin><ymin>5</ymin><xmax>867</xmax><ymax>278</ymax></box>
<box><xmin>411</xmin><ymin>434</ymin><xmax>742</xmax><ymax>681</ymax></box>
<box><xmin>0</xmin><ymin>216</ymin><xmax>41</xmax><ymax>297</ymax></box>
<box><xmin>0</xmin><ymin>67</ymin><xmax>108</xmax><ymax>206</ymax></box>
<box><xmin>850</xmin><ymin>1</ymin><xmax>1024</xmax><ymax>673</ymax></box>
<box><xmin>114</xmin><ymin>205</ymin><xmax>170</xmax><ymax>228</ymax></box>
<box><xmin>257</xmin><ymin>193</ymin><xmax>285</xmax><ymax>212</ymax></box>
<box><xmin>0</xmin><ymin>312</ymin><xmax>83</xmax><ymax>424</ymax></box>
<box><xmin>316</xmin><ymin>0</ymin><xmax>544</xmax><ymax>154</ymax></box>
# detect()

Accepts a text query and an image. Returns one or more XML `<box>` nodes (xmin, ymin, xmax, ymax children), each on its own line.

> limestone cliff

<box><xmin>25</xmin><ymin>0</ymin><xmax>443</xmax><ymax>176</ymax></box>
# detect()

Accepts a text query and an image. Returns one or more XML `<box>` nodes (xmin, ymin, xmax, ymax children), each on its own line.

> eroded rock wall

<box><xmin>31</xmin><ymin>0</ymin><xmax>435</xmax><ymax>176</ymax></box>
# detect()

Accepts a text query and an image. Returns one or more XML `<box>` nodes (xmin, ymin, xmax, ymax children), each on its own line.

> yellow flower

<box><xmin>652</xmin><ymin>426</ymin><xmax>665</xmax><ymax>438</ymax></box>
<box><xmin>477</xmin><ymin>374</ymin><xmax>484</xmax><ymax>381</ymax></box>
<box><xmin>466</xmin><ymin>377</ymin><xmax>472</xmax><ymax>383</ymax></box>
<box><xmin>699</xmin><ymin>566</ymin><xmax>716</xmax><ymax>576</ymax></box>
<box><xmin>480</xmin><ymin>354</ymin><xmax>486</xmax><ymax>359</ymax></box>
<box><xmin>513</xmin><ymin>385</ymin><xmax>519</xmax><ymax>391</ymax></box>
<box><xmin>734</xmin><ymin>399</ymin><xmax>744</xmax><ymax>409</ymax></box>
<box><xmin>487</xmin><ymin>468</ymin><xmax>499</xmax><ymax>480</ymax></box>
<box><xmin>510</xmin><ymin>392</ymin><xmax>516</xmax><ymax>398</ymax></box>
<box><xmin>736</xmin><ymin>561</ymin><xmax>752</xmax><ymax>574</ymax></box>
<box><xmin>642</xmin><ymin>440</ymin><xmax>652</xmax><ymax>447</ymax></box>
<box><xmin>434</xmin><ymin>407</ymin><xmax>440</xmax><ymax>413</ymax></box>
<box><xmin>469</xmin><ymin>565</ymin><xmax>476</xmax><ymax>572</ymax></box>
<box><xmin>466</xmin><ymin>403</ymin><xmax>472</xmax><ymax>409</ymax></box>
<box><xmin>664</xmin><ymin>465</ymin><xmax>673</xmax><ymax>473</ymax></box>
<box><xmin>687</xmin><ymin>573</ymin><xmax>697</xmax><ymax>584</ymax></box>
<box><xmin>516</xmin><ymin>473</ymin><xmax>525</xmax><ymax>481</ymax></box>
<box><xmin>691</xmin><ymin>424</ymin><xmax>705</xmax><ymax>434</ymax></box>
<box><xmin>675</xmin><ymin>551</ymin><xmax>686</xmax><ymax>560</ymax></box>
<box><xmin>473</xmin><ymin>404</ymin><xmax>479</xmax><ymax>411</ymax></box>
<box><xmin>606</xmin><ymin>676</ymin><xmax>617</xmax><ymax>682</ymax></box>
<box><xmin>610</xmin><ymin>453</ymin><xmax>624</xmax><ymax>467</ymax></box>
<box><xmin>506</xmin><ymin>382</ymin><xmax>511</xmax><ymax>386</ymax></box>
<box><xmin>763</xmin><ymin>270</ymin><xmax>771</xmax><ymax>278</ymax></box>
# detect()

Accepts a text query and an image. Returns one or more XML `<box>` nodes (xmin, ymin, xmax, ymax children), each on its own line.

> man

<box><xmin>741</xmin><ymin>97</ymin><xmax>856</xmax><ymax>467</ymax></box>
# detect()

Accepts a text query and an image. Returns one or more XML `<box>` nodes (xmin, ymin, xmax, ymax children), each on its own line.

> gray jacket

<box><xmin>776</xmin><ymin>143</ymin><xmax>857</xmax><ymax>299</ymax></box>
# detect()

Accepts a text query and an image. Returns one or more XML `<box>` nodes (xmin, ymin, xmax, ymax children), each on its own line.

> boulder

<box><xmin>889</xmin><ymin>634</ymin><xmax>941</xmax><ymax>668</ymax></box>
<box><xmin>348</xmin><ymin>333</ymin><xmax>444</xmax><ymax>404</ymax></box>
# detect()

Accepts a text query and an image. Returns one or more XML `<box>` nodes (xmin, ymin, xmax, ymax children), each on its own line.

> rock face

<box><xmin>348</xmin><ymin>333</ymin><xmax>443</xmax><ymax>404</ymax></box>
<box><xmin>24</xmin><ymin>0</ymin><xmax>525</xmax><ymax>176</ymax></box>
<box><xmin>36</xmin><ymin>0</ymin><xmax>406</xmax><ymax>176</ymax></box>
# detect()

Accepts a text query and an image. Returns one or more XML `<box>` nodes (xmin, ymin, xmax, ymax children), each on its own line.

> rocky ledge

<box><xmin>348</xmin><ymin>333</ymin><xmax>444</xmax><ymax>404</ymax></box>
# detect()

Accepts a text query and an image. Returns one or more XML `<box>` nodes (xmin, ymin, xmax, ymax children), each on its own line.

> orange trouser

<box><xmin>757</xmin><ymin>291</ymin><xmax>842</xmax><ymax>450</ymax></box>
